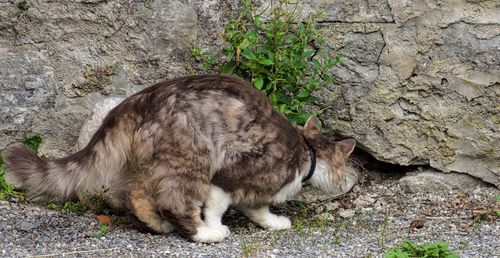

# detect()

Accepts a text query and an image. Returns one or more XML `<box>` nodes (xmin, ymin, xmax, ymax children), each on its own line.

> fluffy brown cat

<box><xmin>4</xmin><ymin>74</ymin><xmax>355</xmax><ymax>243</ymax></box>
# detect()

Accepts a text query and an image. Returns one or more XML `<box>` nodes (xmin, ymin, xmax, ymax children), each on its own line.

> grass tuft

<box><xmin>385</xmin><ymin>240</ymin><xmax>458</xmax><ymax>258</ymax></box>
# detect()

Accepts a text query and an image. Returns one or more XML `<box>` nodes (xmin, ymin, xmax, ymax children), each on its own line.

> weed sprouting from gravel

<box><xmin>333</xmin><ymin>234</ymin><xmax>341</xmax><ymax>245</ymax></box>
<box><xmin>314</xmin><ymin>213</ymin><xmax>330</xmax><ymax>229</ymax></box>
<box><xmin>47</xmin><ymin>201</ymin><xmax>87</xmax><ymax>214</ymax></box>
<box><xmin>384</xmin><ymin>240</ymin><xmax>458</xmax><ymax>258</ymax></box>
<box><xmin>293</xmin><ymin>218</ymin><xmax>306</xmax><ymax>232</ymax></box>
<box><xmin>96</xmin><ymin>222</ymin><xmax>111</xmax><ymax>238</ymax></box>
<box><xmin>241</xmin><ymin>238</ymin><xmax>260</xmax><ymax>258</ymax></box>
<box><xmin>378</xmin><ymin>214</ymin><xmax>390</xmax><ymax>250</ymax></box>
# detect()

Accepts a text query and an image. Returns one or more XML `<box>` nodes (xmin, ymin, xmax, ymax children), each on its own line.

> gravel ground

<box><xmin>1</xmin><ymin>170</ymin><xmax>498</xmax><ymax>258</ymax></box>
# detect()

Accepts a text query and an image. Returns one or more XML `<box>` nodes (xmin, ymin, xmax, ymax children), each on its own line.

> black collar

<box><xmin>302</xmin><ymin>139</ymin><xmax>316</xmax><ymax>182</ymax></box>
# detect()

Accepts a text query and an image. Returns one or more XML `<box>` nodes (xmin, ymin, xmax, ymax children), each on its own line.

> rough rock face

<box><xmin>0</xmin><ymin>1</ymin><xmax>498</xmax><ymax>187</ymax></box>
<box><xmin>313</xmin><ymin>1</ymin><xmax>500</xmax><ymax>186</ymax></box>
<box><xmin>0</xmin><ymin>0</ymin><xmax>237</xmax><ymax>157</ymax></box>
<box><xmin>399</xmin><ymin>168</ymin><xmax>483</xmax><ymax>193</ymax></box>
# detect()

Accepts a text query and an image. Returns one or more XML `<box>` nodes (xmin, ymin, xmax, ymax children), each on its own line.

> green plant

<box><xmin>385</xmin><ymin>240</ymin><xmax>458</xmax><ymax>258</ymax></box>
<box><xmin>96</xmin><ymin>222</ymin><xmax>110</xmax><ymax>238</ymax></box>
<box><xmin>338</xmin><ymin>220</ymin><xmax>350</xmax><ymax>230</ymax></box>
<box><xmin>17</xmin><ymin>0</ymin><xmax>30</xmax><ymax>11</ymax></box>
<box><xmin>23</xmin><ymin>133</ymin><xmax>43</xmax><ymax>153</ymax></box>
<box><xmin>47</xmin><ymin>203</ymin><xmax>62</xmax><ymax>210</ymax></box>
<box><xmin>0</xmin><ymin>162</ymin><xmax>20</xmax><ymax>200</ymax></box>
<box><xmin>378</xmin><ymin>214</ymin><xmax>390</xmax><ymax>249</ymax></box>
<box><xmin>294</xmin><ymin>218</ymin><xmax>305</xmax><ymax>231</ymax></box>
<box><xmin>241</xmin><ymin>239</ymin><xmax>260</xmax><ymax>258</ymax></box>
<box><xmin>333</xmin><ymin>234</ymin><xmax>341</xmax><ymax>245</ymax></box>
<box><xmin>192</xmin><ymin>0</ymin><xmax>340</xmax><ymax>124</ymax></box>
<box><xmin>496</xmin><ymin>195</ymin><xmax>500</xmax><ymax>216</ymax></box>
<box><xmin>62</xmin><ymin>201</ymin><xmax>87</xmax><ymax>214</ymax></box>
<box><xmin>314</xmin><ymin>213</ymin><xmax>329</xmax><ymax>229</ymax></box>
<box><xmin>88</xmin><ymin>194</ymin><xmax>113</xmax><ymax>215</ymax></box>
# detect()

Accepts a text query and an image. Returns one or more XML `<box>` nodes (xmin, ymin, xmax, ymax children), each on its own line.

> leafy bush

<box><xmin>385</xmin><ymin>240</ymin><xmax>459</xmax><ymax>258</ymax></box>
<box><xmin>192</xmin><ymin>0</ymin><xmax>340</xmax><ymax>124</ymax></box>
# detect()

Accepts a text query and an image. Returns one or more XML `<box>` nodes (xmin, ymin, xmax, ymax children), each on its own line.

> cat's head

<box><xmin>300</xmin><ymin>116</ymin><xmax>356</xmax><ymax>192</ymax></box>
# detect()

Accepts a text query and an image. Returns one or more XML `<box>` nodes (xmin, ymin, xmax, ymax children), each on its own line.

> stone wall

<box><xmin>0</xmin><ymin>0</ymin><xmax>237</xmax><ymax>157</ymax></box>
<box><xmin>311</xmin><ymin>0</ymin><xmax>499</xmax><ymax>186</ymax></box>
<box><xmin>0</xmin><ymin>0</ymin><xmax>498</xmax><ymax>186</ymax></box>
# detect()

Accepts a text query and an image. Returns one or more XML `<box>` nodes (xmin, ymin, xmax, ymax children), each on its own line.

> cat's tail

<box><xmin>3</xmin><ymin>126</ymin><xmax>132</xmax><ymax>202</ymax></box>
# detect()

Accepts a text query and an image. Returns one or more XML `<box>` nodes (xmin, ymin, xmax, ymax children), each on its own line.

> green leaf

<box><xmin>222</xmin><ymin>48</ymin><xmax>235</xmax><ymax>61</ymax></box>
<box><xmin>253</xmin><ymin>77</ymin><xmax>264</xmax><ymax>90</ymax></box>
<box><xmin>222</xmin><ymin>61</ymin><xmax>238</xmax><ymax>74</ymax></box>
<box><xmin>312</xmin><ymin>59</ymin><xmax>321</xmax><ymax>70</ymax></box>
<box><xmin>241</xmin><ymin>49</ymin><xmax>257</xmax><ymax>60</ymax></box>
<box><xmin>238</xmin><ymin>38</ymin><xmax>252</xmax><ymax>50</ymax></box>
<box><xmin>302</xmin><ymin>50</ymin><xmax>315</xmax><ymax>58</ymax></box>
<box><xmin>278</xmin><ymin>104</ymin><xmax>287</xmax><ymax>113</ymax></box>
<box><xmin>269</xmin><ymin>93</ymin><xmax>278</xmax><ymax>106</ymax></box>
<box><xmin>258</xmin><ymin>59</ymin><xmax>273</xmax><ymax>65</ymax></box>
<box><xmin>297</xmin><ymin>91</ymin><xmax>310</xmax><ymax>98</ymax></box>
<box><xmin>254</xmin><ymin>15</ymin><xmax>262</xmax><ymax>26</ymax></box>
<box><xmin>323</xmin><ymin>74</ymin><xmax>333</xmax><ymax>83</ymax></box>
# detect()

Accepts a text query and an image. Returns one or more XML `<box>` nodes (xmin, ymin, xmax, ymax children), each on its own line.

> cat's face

<box><xmin>301</xmin><ymin>116</ymin><xmax>356</xmax><ymax>192</ymax></box>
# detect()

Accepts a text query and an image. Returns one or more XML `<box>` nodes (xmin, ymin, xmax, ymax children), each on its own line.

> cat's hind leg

<box><xmin>240</xmin><ymin>205</ymin><xmax>291</xmax><ymax>230</ymax></box>
<box><xmin>153</xmin><ymin>170</ymin><xmax>230</xmax><ymax>243</ymax></box>
<box><xmin>130</xmin><ymin>185</ymin><xmax>174</xmax><ymax>234</ymax></box>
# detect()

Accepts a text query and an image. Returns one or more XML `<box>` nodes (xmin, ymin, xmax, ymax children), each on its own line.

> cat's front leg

<box><xmin>193</xmin><ymin>185</ymin><xmax>232</xmax><ymax>243</ymax></box>
<box><xmin>240</xmin><ymin>205</ymin><xmax>292</xmax><ymax>230</ymax></box>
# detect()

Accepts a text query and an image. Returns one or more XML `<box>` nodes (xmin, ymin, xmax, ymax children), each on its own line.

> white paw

<box><xmin>263</xmin><ymin>215</ymin><xmax>292</xmax><ymax>230</ymax></box>
<box><xmin>192</xmin><ymin>225</ymin><xmax>230</xmax><ymax>243</ymax></box>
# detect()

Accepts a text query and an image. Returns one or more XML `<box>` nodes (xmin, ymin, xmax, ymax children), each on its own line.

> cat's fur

<box><xmin>4</xmin><ymin>74</ymin><xmax>355</xmax><ymax>243</ymax></box>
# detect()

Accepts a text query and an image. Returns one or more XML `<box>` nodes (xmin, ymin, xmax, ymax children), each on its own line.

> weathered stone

<box><xmin>18</xmin><ymin>221</ymin><xmax>37</xmax><ymax>232</ymax></box>
<box><xmin>258</xmin><ymin>0</ymin><xmax>393</xmax><ymax>23</ymax></box>
<box><xmin>338</xmin><ymin>208</ymin><xmax>355</xmax><ymax>218</ymax></box>
<box><xmin>0</xmin><ymin>0</ymin><xmax>238</xmax><ymax>158</ymax></box>
<box><xmin>318</xmin><ymin>1</ymin><xmax>500</xmax><ymax>186</ymax></box>
<box><xmin>399</xmin><ymin>168</ymin><xmax>484</xmax><ymax>193</ymax></box>
<box><xmin>353</xmin><ymin>194</ymin><xmax>377</xmax><ymax>208</ymax></box>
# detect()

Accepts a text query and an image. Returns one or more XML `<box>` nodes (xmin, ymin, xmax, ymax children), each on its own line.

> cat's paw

<box><xmin>192</xmin><ymin>225</ymin><xmax>230</xmax><ymax>243</ymax></box>
<box><xmin>263</xmin><ymin>215</ymin><xmax>291</xmax><ymax>230</ymax></box>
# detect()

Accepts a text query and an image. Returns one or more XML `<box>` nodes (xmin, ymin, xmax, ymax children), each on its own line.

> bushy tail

<box><xmin>4</xmin><ymin>135</ymin><xmax>130</xmax><ymax>202</ymax></box>
<box><xmin>3</xmin><ymin>144</ymin><xmax>61</xmax><ymax>199</ymax></box>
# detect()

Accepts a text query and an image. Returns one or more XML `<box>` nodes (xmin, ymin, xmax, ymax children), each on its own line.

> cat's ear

<box><xmin>338</xmin><ymin>139</ymin><xmax>356</xmax><ymax>158</ymax></box>
<box><xmin>304</xmin><ymin>116</ymin><xmax>321</xmax><ymax>135</ymax></box>
<box><xmin>304</xmin><ymin>116</ymin><xmax>321</xmax><ymax>137</ymax></box>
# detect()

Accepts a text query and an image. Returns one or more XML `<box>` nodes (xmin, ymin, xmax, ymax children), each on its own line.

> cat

<box><xmin>3</xmin><ymin>74</ymin><xmax>356</xmax><ymax>243</ymax></box>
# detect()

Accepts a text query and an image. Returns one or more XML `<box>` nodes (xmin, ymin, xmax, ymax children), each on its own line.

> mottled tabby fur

<box><xmin>4</xmin><ymin>75</ymin><xmax>355</xmax><ymax>243</ymax></box>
